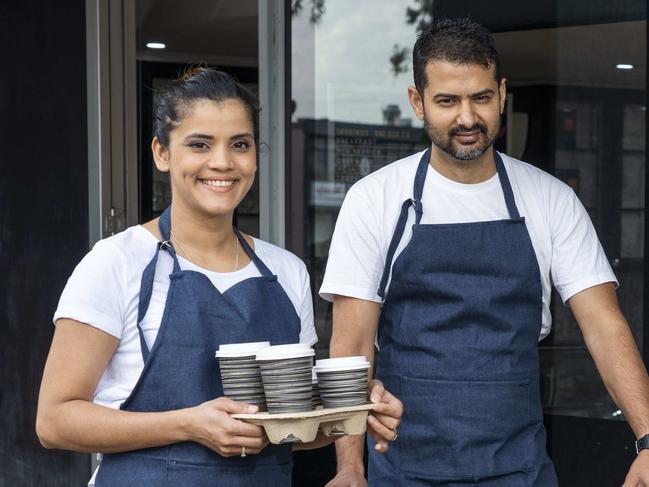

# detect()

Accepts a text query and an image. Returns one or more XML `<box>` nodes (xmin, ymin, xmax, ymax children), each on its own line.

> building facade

<box><xmin>0</xmin><ymin>0</ymin><xmax>647</xmax><ymax>485</ymax></box>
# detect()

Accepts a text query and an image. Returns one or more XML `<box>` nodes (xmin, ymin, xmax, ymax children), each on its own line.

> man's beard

<box><xmin>424</xmin><ymin>117</ymin><xmax>499</xmax><ymax>161</ymax></box>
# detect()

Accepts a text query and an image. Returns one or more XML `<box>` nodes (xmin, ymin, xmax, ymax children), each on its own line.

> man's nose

<box><xmin>456</xmin><ymin>101</ymin><xmax>478</xmax><ymax>129</ymax></box>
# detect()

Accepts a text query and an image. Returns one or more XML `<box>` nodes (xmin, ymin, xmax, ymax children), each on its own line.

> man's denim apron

<box><xmin>95</xmin><ymin>208</ymin><xmax>300</xmax><ymax>486</ymax></box>
<box><xmin>369</xmin><ymin>149</ymin><xmax>559</xmax><ymax>486</ymax></box>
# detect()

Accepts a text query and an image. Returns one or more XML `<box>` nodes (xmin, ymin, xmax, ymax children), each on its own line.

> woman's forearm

<box><xmin>37</xmin><ymin>399</ymin><xmax>190</xmax><ymax>453</ymax></box>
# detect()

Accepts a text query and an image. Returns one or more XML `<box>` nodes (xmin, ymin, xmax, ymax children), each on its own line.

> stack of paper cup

<box><xmin>215</xmin><ymin>341</ymin><xmax>270</xmax><ymax>411</ymax></box>
<box><xmin>314</xmin><ymin>356</ymin><xmax>371</xmax><ymax>408</ymax></box>
<box><xmin>256</xmin><ymin>344</ymin><xmax>315</xmax><ymax>413</ymax></box>
<box><xmin>311</xmin><ymin>368</ymin><xmax>323</xmax><ymax>409</ymax></box>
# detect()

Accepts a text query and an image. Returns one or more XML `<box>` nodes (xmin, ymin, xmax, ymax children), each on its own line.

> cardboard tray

<box><xmin>232</xmin><ymin>403</ymin><xmax>377</xmax><ymax>444</ymax></box>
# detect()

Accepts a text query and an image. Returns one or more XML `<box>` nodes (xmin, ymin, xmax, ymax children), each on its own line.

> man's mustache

<box><xmin>449</xmin><ymin>124</ymin><xmax>487</xmax><ymax>136</ymax></box>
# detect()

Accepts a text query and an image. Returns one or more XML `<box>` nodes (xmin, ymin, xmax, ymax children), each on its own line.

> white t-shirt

<box><xmin>54</xmin><ymin>225</ymin><xmax>317</xmax><ymax>409</ymax></box>
<box><xmin>319</xmin><ymin>150</ymin><xmax>617</xmax><ymax>340</ymax></box>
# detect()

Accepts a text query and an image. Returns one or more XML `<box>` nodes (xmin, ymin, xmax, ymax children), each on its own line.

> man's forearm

<box><xmin>330</xmin><ymin>295</ymin><xmax>382</xmax><ymax>474</ymax></box>
<box><xmin>586</xmin><ymin>317</ymin><xmax>649</xmax><ymax>437</ymax></box>
<box><xmin>335</xmin><ymin>436</ymin><xmax>365</xmax><ymax>474</ymax></box>
<box><xmin>571</xmin><ymin>284</ymin><xmax>649</xmax><ymax>438</ymax></box>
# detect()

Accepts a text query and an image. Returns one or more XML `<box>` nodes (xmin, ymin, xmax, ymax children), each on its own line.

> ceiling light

<box><xmin>146</xmin><ymin>42</ymin><xmax>166</xmax><ymax>49</ymax></box>
<box><xmin>616</xmin><ymin>63</ymin><xmax>634</xmax><ymax>70</ymax></box>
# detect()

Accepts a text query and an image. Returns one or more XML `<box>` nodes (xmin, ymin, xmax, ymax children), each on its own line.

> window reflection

<box><xmin>291</xmin><ymin>1</ymin><xmax>646</xmax><ymax>419</ymax></box>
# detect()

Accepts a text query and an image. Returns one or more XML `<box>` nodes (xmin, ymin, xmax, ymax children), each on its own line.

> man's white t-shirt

<box><xmin>54</xmin><ymin>225</ymin><xmax>317</xmax><ymax>410</ymax></box>
<box><xmin>320</xmin><ymin>150</ymin><xmax>617</xmax><ymax>340</ymax></box>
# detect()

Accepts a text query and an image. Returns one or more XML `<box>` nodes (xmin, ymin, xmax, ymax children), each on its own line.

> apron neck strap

<box><xmin>411</xmin><ymin>148</ymin><xmax>429</xmax><ymax>224</ymax></box>
<box><xmin>377</xmin><ymin>148</ymin><xmax>522</xmax><ymax>299</ymax></box>
<box><xmin>157</xmin><ymin>207</ymin><xmax>273</xmax><ymax>276</ymax></box>
<box><xmin>157</xmin><ymin>207</ymin><xmax>182</xmax><ymax>272</ymax></box>
<box><xmin>377</xmin><ymin>149</ymin><xmax>431</xmax><ymax>297</ymax></box>
<box><xmin>234</xmin><ymin>227</ymin><xmax>274</xmax><ymax>277</ymax></box>
<box><xmin>414</xmin><ymin>148</ymin><xmax>521</xmax><ymax>220</ymax></box>
<box><xmin>135</xmin><ymin>241</ymin><xmax>168</xmax><ymax>361</ymax></box>
<box><xmin>494</xmin><ymin>151</ymin><xmax>521</xmax><ymax>219</ymax></box>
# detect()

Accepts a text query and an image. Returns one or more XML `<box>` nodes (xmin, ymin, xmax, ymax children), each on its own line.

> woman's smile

<box><xmin>199</xmin><ymin>177</ymin><xmax>239</xmax><ymax>191</ymax></box>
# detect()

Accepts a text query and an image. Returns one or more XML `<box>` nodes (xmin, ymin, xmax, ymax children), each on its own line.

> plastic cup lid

<box><xmin>255</xmin><ymin>343</ymin><xmax>315</xmax><ymax>361</ymax></box>
<box><xmin>312</xmin><ymin>368</ymin><xmax>318</xmax><ymax>383</ymax></box>
<box><xmin>215</xmin><ymin>341</ymin><xmax>271</xmax><ymax>358</ymax></box>
<box><xmin>314</xmin><ymin>356</ymin><xmax>370</xmax><ymax>372</ymax></box>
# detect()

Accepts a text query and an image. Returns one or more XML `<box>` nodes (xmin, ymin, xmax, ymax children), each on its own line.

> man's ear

<box><xmin>499</xmin><ymin>78</ymin><xmax>507</xmax><ymax>115</ymax></box>
<box><xmin>408</xmin><ymin>86</ymin><xmax>425</xmax><ymax>121</ymax></box>
<box><xmin>152</xmin><ymin>137</ymin><xmax>170</xmax><ymax>173</ymax></box>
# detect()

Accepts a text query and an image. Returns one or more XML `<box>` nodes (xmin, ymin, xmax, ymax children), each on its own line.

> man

<box><xmin>320</xmin><ymin>18</ymin><xmax>649</xmax><ymax>487</ymax></box>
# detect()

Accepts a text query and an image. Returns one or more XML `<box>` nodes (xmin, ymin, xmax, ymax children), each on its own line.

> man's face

<box><xmin>408</xmin><ymin>60</ymin><xmax>506</xmax><ymax>161</ymax></box>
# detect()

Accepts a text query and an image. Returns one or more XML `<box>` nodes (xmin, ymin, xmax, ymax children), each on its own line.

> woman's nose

<box><xmin>206</xmin><ymin>146</ymin><xmax>234</xmax><ymax>170</ymax></box>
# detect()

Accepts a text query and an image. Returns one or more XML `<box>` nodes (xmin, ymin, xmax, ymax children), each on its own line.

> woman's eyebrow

<box><xmin>183</xmin><ymin>133</ymin><xmax>214</xmax><ymax>141</ymax></box>
<box><xmin>230</xmin><ymin>133</ymin><xmax>254</xmax><ymax>140</ymax></box>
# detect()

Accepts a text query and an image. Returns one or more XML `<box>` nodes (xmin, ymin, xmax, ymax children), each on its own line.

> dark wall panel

<box><xmin>545</xmin><ymin>415</ymin><xmax>636</xmax><ymax>485</ymax></box>
<box><xmin>0</xmin><ymin>1</ymin><xmax>90</xmax><ymax>485</ymax></box>
<box><xmin>432</xmin><ymin>0</ymin><xmax>646</xmax><ymax>31</ymax></box>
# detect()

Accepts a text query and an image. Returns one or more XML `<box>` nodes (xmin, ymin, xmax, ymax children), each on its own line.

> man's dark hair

<box><xmin>413</xmin><ymin>18</ymin><xmax>501</xmax><ymax>93</ymax></box>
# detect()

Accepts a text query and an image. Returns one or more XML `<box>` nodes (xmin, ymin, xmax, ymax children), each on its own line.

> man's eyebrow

<box><xmin>433</xmin><ymin>93</ymin><xmax>460</xmax><ymax>100</ymax></box>
<box><xmin>470</xmin><ymin>89</ymin><xmax>496</xmax><ymax>97</ymax></box>
<box><xmin>433</xmin><ymin>89</ymin><xmax>496</xmax><ymax>100</ymax></box>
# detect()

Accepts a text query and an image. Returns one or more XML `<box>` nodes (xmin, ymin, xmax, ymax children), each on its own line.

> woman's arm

<box><xmin>36</xmin><ymin>319</ymin><xmax>267</xmax><ymax>456</ymax></box>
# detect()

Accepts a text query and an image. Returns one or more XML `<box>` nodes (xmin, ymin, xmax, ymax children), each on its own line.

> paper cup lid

<box><xmin>255</xmin><ymin>343</ymin><xmax>315</xmax><ymax>360</ymax></box>
<box><xmin>314</xmin><ymin>356</ymin><xmax>370</xmax><ymax>372</ymax></box>
<box><xmin>215</xmin><ymin>341</ymin><xmax>270</xmax><ymax>358</ymax></box>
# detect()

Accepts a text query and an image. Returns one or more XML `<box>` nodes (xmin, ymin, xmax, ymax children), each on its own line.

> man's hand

<box><xmin>623</xmin><ymin>451</ymin><xmax>649</xmax><ymax>487</ymax></box>
<box><xmin>325</xmin><ymin>464</ymin><xmax>367</xmax><ymax>487</ymax></box>
<box><xmin>367</xmin><ymin>379</ymin><xmax>403</xmax><ymax>453</ymax></box>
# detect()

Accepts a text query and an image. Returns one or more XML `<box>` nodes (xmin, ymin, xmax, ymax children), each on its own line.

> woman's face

<box><xmin>152</xmin><ymin>98</ymin><xmax>257</xmax><ymax>219</ymax></box>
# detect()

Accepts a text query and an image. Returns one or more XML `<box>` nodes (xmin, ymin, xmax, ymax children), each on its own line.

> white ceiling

<box><xmin>136</xmin><ymin>1</ymin><xmax>645</xmax><ymax>90</ymax></box>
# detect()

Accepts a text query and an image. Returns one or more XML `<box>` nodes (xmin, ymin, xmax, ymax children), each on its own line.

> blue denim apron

<box><xmin>95</xmin><ymin>208</ymin><xmax>300</xmax><ymax>486</ymax></box>
<box><xmin>369</xmin><ymin>149</ymin><xmax>559</xmax><ymax>486</ymax></box>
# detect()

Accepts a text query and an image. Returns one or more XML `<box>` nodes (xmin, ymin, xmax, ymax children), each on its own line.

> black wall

<box><xmin>0</xmin><ymin>1</ymin><xmax>91</xmax><ymax>485</ymax></box>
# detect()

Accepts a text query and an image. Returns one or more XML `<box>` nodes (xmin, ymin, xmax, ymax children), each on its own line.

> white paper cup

<box><xmin>215</xmin><ymin>342</ymin><xmax>271</xmax><ymax>410</ymax></box>
<box><xmin>314</xmin><ymin>356</ymin><xmax>370</xmax><ymax>408</ymax></box>
<box><xmin>256</xmin><ymin>344</ymin><xmax>315</xmax><ymax>413</ymax></box>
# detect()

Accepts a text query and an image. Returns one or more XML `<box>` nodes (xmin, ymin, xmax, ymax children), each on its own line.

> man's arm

<box><xmin>569</xmin><ymin>283</ymin><xmax>649</xmax><ymax>486</ymax></box>
<box><xmin>326</xmin><ymin>295</ymin><xmax>382</xmax><ymax>487</ymax></box>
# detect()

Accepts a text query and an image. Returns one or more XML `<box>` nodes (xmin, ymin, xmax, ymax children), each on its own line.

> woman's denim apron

<box><xmin>369</xmin><ymin>149</ymin><xmax>559</xmax><ymax>486</ymax></box>
<box><xmin>95</xmin><ymin>208</ymin><xmax>301</xmax><ymax>486</ymax></box>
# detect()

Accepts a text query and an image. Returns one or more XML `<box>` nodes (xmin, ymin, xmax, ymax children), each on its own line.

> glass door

<box><xmin>290</xmin><ymin>1</ymin><xmax>647</xmax><ymax>484</ymax></box>
<box><xmin>135</xmin><ymin>0</ymin><xmax>260</xmax><ymax>236</ymax></box>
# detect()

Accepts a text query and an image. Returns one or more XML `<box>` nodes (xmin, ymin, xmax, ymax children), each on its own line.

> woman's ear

<box><xmin>152</xmin><ymin>137</ymin><xmax>170</xmax><ymax>173</ymax></box>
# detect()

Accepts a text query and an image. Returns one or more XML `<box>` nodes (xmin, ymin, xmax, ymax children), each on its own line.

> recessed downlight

<box><xmin>616</xmin><ymin>63</ymin><xmax>634</xmax><ymax>70</ymax></box>
<box><xmin>146</xmin><ymin>42</ymin><xmax>166</xmax><ymax>49</ymax></box>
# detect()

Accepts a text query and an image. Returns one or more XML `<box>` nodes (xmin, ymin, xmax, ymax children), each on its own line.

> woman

<box><xmin>36</xmin><ymin>68</ymin><xmax>402</xmax><ymax>486</ymax></box>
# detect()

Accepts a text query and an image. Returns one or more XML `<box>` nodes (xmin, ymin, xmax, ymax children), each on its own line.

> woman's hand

<box><xmin>183</xmin><ymin>397</ymin><xmax>269</xmax><ymax>457</ymax></box>
<box><xmin>366</xmin><ymin>379</ymin><xmax>403</xmax><ymax>453</ymax></box>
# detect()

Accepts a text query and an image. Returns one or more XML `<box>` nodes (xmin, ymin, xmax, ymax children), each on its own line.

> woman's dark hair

<box><xmin>413</xmin><ymin>18</ymin><xmax>501</xmax><ymax>94</ymax></box>
<box><xmin>153</xmin><ymin>67</ymin><xmax>260</xmax><ymax>148</ymax></box>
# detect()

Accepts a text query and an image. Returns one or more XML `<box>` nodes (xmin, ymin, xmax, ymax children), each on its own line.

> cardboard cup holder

<box><xmin>231</xmin><ymin>403</ymin><xmax>377</xmax><ymax>444</ymax></box>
